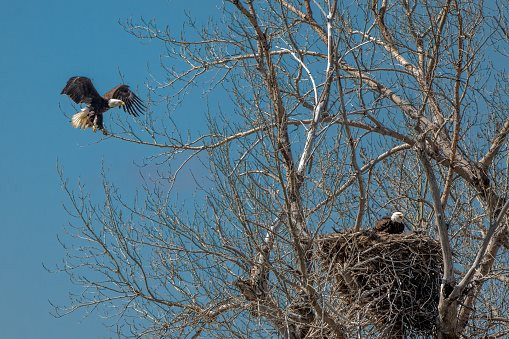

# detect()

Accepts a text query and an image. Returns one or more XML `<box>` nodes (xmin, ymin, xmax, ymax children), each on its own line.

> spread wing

<box><xmin>61</xmin><ymin>76</ymin><xmax>102</xmax><ymax>105</ymax></box>
<box><xmin>103</xmin><ymin>84</ymin><xmax>145</xmax><ymax>116</ymax></box>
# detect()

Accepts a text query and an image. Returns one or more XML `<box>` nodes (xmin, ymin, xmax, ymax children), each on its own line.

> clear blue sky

<box><xmin>0</xmin><ymin>1</ymin><xmax>219</xmax><ymax>337</ymax></box>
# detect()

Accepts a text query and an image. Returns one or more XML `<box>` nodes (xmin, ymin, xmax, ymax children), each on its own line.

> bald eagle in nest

<box><xmin>374</xmin><ymin>212</ymin><xmax>405</xmax><ymax>234</ymax></box>
<box><xmin>61</xmin><ymin>76</ymin><xmax>145</xmax><ymax>134</ymax></box>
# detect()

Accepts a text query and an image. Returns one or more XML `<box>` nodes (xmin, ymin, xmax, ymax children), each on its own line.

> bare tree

<box><xmin>54</xmin><ymin>1</ymin><xmax>509</xmax><ymax>338</ymax></box>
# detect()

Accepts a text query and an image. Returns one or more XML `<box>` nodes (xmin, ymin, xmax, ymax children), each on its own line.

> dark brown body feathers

<box><xmin>374</xmin><ymin>217</ymin><xmax>405</xmax><ymax>234</ymax></box>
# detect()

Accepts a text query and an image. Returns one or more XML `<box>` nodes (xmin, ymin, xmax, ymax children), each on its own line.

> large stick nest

<box><xmin>315</xmin><ymin>230</ymin><xmax>442</xmax><ymax>337</ymax></box>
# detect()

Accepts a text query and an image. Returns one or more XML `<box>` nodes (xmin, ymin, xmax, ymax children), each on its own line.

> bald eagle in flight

<box><xmin>374</xmin><ymin>212</ymin><xmax>405</xmax><ymax>234</ymax></box>
<box><xmin>61</xmin><ymin>76</ymin><xmax>145</xmax><ymax>134</ymax></box>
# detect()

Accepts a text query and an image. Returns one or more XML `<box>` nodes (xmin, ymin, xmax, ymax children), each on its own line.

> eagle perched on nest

<box><xmin>375</xmin><ymin>212</ymin><xmax>405</xmax><ymax>234</ymax></box>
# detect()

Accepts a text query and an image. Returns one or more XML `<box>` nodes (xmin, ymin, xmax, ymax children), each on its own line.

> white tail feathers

<box><xmin>71</xmin><ymin>110</ymin><xmax>93</xmax><ymax>129</ymax></box>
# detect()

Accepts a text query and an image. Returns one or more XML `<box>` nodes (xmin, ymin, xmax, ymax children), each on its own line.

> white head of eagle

<box><xmin>108</xmin><ymin>98</ymin><xmax>125</xmax><ymax>108</ymax></box>
<box><xmin>391</xmin><ymin>211</ymin><xmax>404</xmax><ymax>223</ymax></box>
